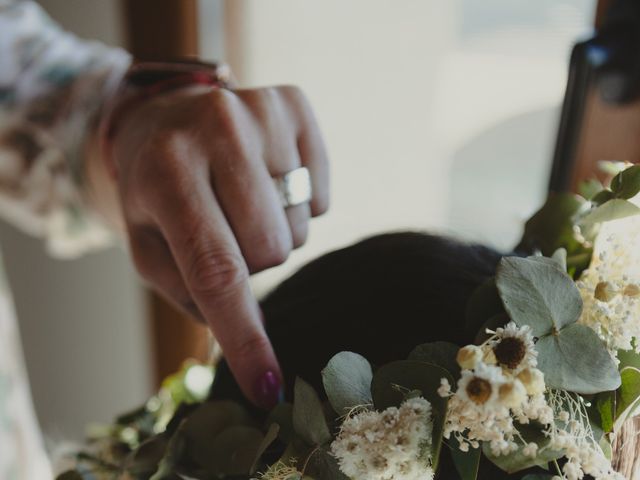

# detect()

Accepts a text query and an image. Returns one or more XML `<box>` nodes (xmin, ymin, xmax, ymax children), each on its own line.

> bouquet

<box><xmin>57</xmin><ymin>163</ymin><xmax>640</xmax><ymax>480</ymax></box>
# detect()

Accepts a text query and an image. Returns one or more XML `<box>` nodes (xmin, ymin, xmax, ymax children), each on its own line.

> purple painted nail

<box><xmin>255</xmin><ymin>370</ymin><xmax>283</xmax><ymax>410</ymax></box>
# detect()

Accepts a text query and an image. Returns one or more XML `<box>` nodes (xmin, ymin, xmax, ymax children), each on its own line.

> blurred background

<box><xmin>1</xmin><ymin>0</ymin><xmax>596</xmax><ymax>443</ymax></box>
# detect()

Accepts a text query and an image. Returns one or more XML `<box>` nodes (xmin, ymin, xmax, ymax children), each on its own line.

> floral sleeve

<box><xmin>0</xmin><ymin>0</ymin><xmax>131</xmax><ymax>257</ymax></box>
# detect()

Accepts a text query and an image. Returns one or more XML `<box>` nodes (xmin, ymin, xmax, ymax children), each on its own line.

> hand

<box><xmin>96</xmin><ymin>84</ymin><xmax>329</xmax><ymax>409</ymax></box>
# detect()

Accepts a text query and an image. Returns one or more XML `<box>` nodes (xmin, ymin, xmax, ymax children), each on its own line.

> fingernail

<box><xmin>255</xmin><ymin>370</ymin><xmax>283</xmax><ymax>410</ymax></box>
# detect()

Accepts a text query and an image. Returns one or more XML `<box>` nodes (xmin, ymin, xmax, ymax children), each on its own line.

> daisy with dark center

<box><xmin>488</xmin><ymin>322</ymin><xmax>537</xmax><ymax>372</ymax></box>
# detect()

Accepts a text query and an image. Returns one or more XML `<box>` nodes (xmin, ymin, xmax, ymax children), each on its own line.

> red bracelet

<box><xmin>99</xmin><ymin>61</ymin><xmax>231</xmax><ymax>178</ymax></box>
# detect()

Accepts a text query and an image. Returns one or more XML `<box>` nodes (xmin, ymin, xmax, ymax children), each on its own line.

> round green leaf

<box><xmin>611</xmin><ymin>164</ymin><xmax>640</xmax><ymax>199</ymax></box>
<box><xmin>210</xmin><ymin>426</ymin><xmax>264</xmax><ymax>475</ymax></box>
<box><xmin>580</xmin><ymin>198</ymin><xmax>640</xmax><ymax>226</ymax></box>
<box><xmin>371</xmin><ymin>360</ymin><xmax>452</xmax><ymax>470</ymax></box>
<box><xmin>408</xmin><ymin>341</ymin><xmax>461</xmax><ymax>380</ymax></box>
<box><xmin>181</xmin><ymin>401</ymin><xmax>252</xmax><ymax>470</ymax></box>
<box><xmin>293</xmin><ymin>377</ymin><xmax>331</xmax><ymax>446</ymax></box>
<box><xmin>266</xmin><ymin>402</ymin><xmax>294</xmax><ymax>443</ymax></box>
<box><xmin>321</xmin><ymin>351</ymin><xmax>373</xmax><ymax>415</ymax></box>
<box><xmin>126</xmin><ymin>435</ymin><xmax>168</xmax><ymax>475</ymax></box>
<box><xmin>496</xmin><ymin>256</ymin><xmax>583</xmax><ymax>337</ymax></box>
<box><xmin>536</xmin><ymin>324</ymin><xmax>621</xmax><ymax>394</ymax></box>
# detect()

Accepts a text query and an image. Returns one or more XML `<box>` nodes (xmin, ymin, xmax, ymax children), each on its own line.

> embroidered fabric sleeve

<box><xmin>0</xmin><ymin>0</ymin><xmax>132</xmax><ymax>257</ymax></box>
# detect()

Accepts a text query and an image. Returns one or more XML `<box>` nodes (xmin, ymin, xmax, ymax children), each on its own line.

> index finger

<box><xmin>151</xmin><ymin>170</ymin><xmax>283</xmax><ymax>410</ymax></box>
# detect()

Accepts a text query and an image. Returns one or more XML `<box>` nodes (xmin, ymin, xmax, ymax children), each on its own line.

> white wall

<box><xmin>223</xmin><ymin>0</ymin><xmax>594</xmax><ymax>295</ymax></box>
<box><xmin>1</xmin><ymin>0</ymin><xmax>153</xmax><ymax>443</ymax></box>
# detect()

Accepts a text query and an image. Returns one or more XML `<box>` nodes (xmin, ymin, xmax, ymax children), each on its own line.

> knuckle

<box><xmin>186</xmin><ymin>245</ymin><xmax>249</xmax><ymax>297</ymax></box>
<box><xmin>233</xmin><ymin>333</ymin><xmax>272</xmax><ymax>362</ymax></box>
<box><xmin>247</xmin><ymin>231</ymin><xmax>291</xmax><ymax>271</ymax></box>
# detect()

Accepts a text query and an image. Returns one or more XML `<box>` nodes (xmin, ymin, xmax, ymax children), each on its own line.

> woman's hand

<box><xmin>89</xmin><ymin>84</ymin><xmax>329</xmax><ymax>409</ymax></box>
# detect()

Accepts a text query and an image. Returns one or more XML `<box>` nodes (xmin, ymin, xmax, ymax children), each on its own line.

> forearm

<box><xmin>0</xmin><ymin>0</ymin><xmax>131</xmax><ymax>256</ymax></box>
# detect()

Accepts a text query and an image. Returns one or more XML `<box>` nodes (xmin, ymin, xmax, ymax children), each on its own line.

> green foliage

<box><xmin>321</xmin><ymin>352</ymin><xmax>373</xmax><ymax>415</ymax></box>
<box><xmin>293</xmin><ymin>377</ymin><xmax>332</xmax><ymax>447</ymax></box>
<box><xmin>579</xmin><ymin>198</ymin><xmax>640</xmax><ymax>227</ymax></box>
<box><xmin>496</xmin><ymin>256</ymin><xmax>582</xmax><ymax>337</ymax></box>
<box><xmin>266</xmin><ymin>403</ymin><xmax>294</xmax><ymax>443</ymax></box>
<box><xmin>615</xmin><ymin>367</ymin><xmax>640</xmax><ymax>430</ymax></box>
<box><xmin>449</xmin><ymin>442</ymin><xmax>480</xmax><ymax>480</ymax></box>
<box><xmin>497</xmin><ymin>257</ymin><xmax>620</xmax><ymax>393</ymax></box>
<box><xmin>483</xmin><ymin>424</ymin><xmax>562</xmax><ymax>473</ymax></box>
<box><xmin>516</xmin><ymin>193</ymin><xmax>588</xmax><ymax>259</ymax></box>
<box><xmin>610</xmin><ymin>164</ymin><xmax>640</xmax><ymax>199</ymax></box>
<box><xmin>408</xmin><ymin>341</ymin><xmax>461</xmax><ymax>380</ymax></box>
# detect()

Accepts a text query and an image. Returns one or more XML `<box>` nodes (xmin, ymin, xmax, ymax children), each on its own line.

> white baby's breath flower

<box><xmin>330</xmin><ymin>397</ymin><xmax>434</xmax><ymax>480</ymax></box>
<box><xmin>577</xmin><ymin>194</ymin><xmax>640</xmax><ymax>354</ymax></box>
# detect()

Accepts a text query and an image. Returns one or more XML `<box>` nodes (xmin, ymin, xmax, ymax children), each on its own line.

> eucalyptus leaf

<box><xmin>266</xmin><ymin>403</ymin><xmax>294</xmax><ymax>443</ymax></box>
<box><xmin>181</xmin><ymin>401</ymin><xmax>253</xmax><ymax>471</ymax></box>
<box><xmin>304</xmin><ymin>446</ymin><xmax>350</xmax><ymax>480</ymax></box>
<box><xmin>321</xmin><ymin>352</ymin><xmax>373</xmax><ymax>415</ymax></box>
<box><xmin>450</xmin><ymin>443</ymin><xmax>480</xmax><ymax>480</ymax></box>
<box><xmin>293</xmin><ymin>377</ymin><xmax>331</xmax><ymax>446</ymax></box>
<box><xmin>210</xmin><ymin>425</ymin><xmax>264</xmax><ymax>475</ymax></box>
<box><xmin>473</xmin><ymin>313</ymin><xmax>510</xmax><ymax>345</ymax></box>
<box><xmin>251</xmin><ymin>423</ymin><xmax>280</xmax><ymax>474</ymax></box>
<box><xmin>408</xmin><ymin>341</ymin><xmax>461</xmax><ymax>380</ymax></box>
<box><xmin>371</xmin><ymin>360</ymin><xmax>452</xmax><ymax>470</ymax></box>
<box><xmin>521</xmin><ymin>475</ymin><xmax>555</xmax><ymax>480</ymax></box>
<box><xmin>126</xmin><ymin>435</ymin><xmax>168</xmax><ymax>476</ymax></box>
<box><xmin>611</xmin><ymin>164</ymin><xmax>640</xmax><ymax>199</ymax></box>
<box><xmin>613</xmin><ymin>367</ymin><xmax>640</xmax><ymax>431</ymax></box>
<box><xmin>536</xmin><ymin>324</ymin><xmax>621</xmax><ymax>394</ymax></box>
<box><xmin>496</xmin><ymin>256</ymin><xmax>583</xmax><ymax>337</ymax></box>
<box><xmin>483</xmin><ymin>424</ymin><xmax>562</xmax><ymax>473</ymax></box>
<box><xmin>580</xmin><ymin>199</ymin><xmax>640</xmax><ymax>226</ymax></box>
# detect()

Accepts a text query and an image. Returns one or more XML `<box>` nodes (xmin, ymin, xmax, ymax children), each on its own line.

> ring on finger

<box><xmin>272</xmin><ymin>166</ymin><xmax>312</xmax><ymax>208</ymax></box>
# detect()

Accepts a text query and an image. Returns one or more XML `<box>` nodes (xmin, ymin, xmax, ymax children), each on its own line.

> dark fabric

<box><xmin>210</xmin><ymin>231</ymin><xmax>542</xmax><ymax>479</ymax></box>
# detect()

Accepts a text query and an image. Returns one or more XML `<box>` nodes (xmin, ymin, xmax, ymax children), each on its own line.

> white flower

<box><xmin>456</xmin><ymin>345</ymin><xmax>483</xmax><ymax>370</ymax></box>
<box><xmin>489</xmin><ymin>322</ymin><xmax>537</xmax><ymax>372</ymax></box>
<box><xmin>522</xmin><ymin>442</ymin><xmax>538</xmax><ymax>458</ymax></box>
<box><xmin>517</xmin><ymin>367</ymin><xmax>546</xmax><ymax>396</ymax></box>
<box><xmin>498</xmin><ymin>380</ymin><xmax>526</xmax><ymax>409</ymax></box>
<box><xmin>457</xmin><ymin>363</ymin><xmax>505</xmax><ymax>406</ymax></box>
<box><xmin>331</xmin><ymin>397</ymin><xmax>434</xmax><ymax>480</ymax></box>
<box><xmin>577</xmin><ymin>195</ymin><xmax>640</xmax><ymax>354</ymax></box>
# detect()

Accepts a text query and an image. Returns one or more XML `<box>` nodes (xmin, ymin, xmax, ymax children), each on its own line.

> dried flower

<box><xmin>456</xmin><ymin>345</ymin><xmax>483</xmax><ymax>370</ymax></box>
<box><xmin>331</xmin><ymin>397</ymin><xmax>434</xmax><ymax>480</ymax></box>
